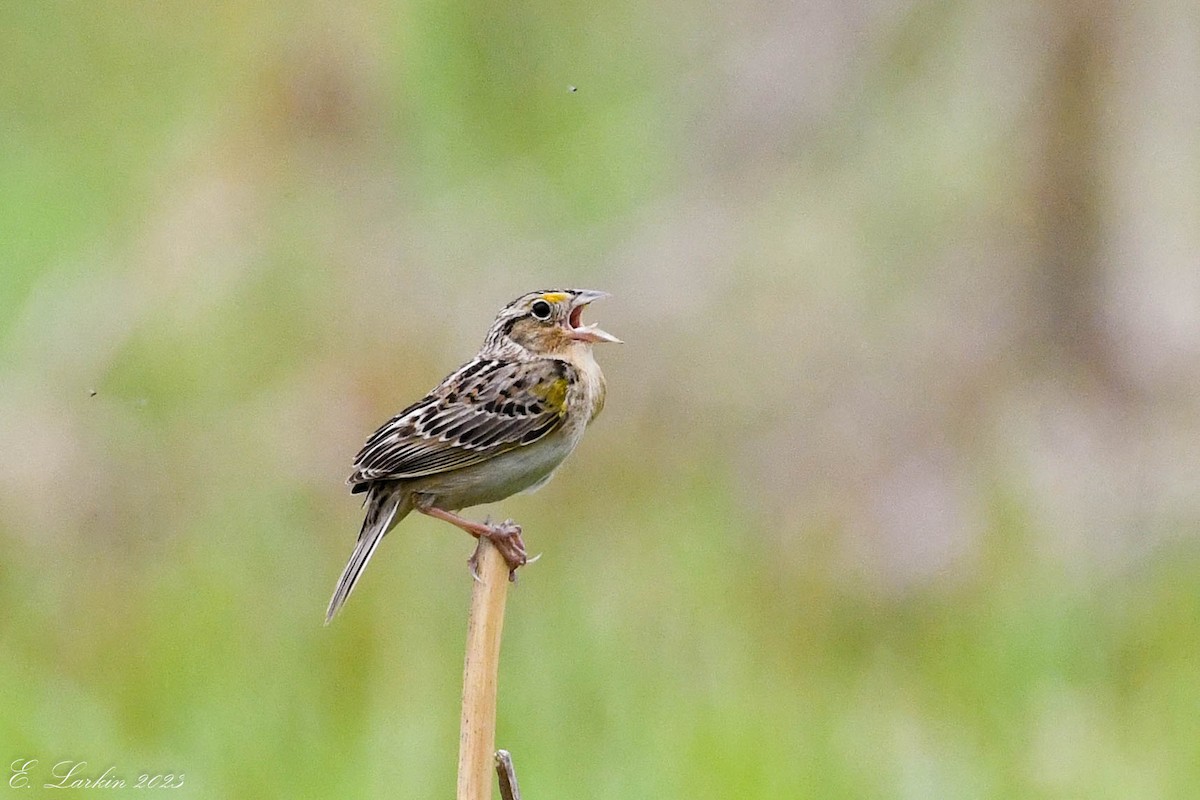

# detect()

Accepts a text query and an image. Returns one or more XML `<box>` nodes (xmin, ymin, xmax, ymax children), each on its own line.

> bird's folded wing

<box><xmin>348</xmin><ymin>357</ymin><xmax>572</xmax><ymax>485</ymax></box>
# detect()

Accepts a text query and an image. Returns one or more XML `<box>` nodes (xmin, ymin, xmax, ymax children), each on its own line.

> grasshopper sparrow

<box><xmin>326</xmin><ymin>289</ymin><xmax>619</xmax><ymax>622</ymax></box>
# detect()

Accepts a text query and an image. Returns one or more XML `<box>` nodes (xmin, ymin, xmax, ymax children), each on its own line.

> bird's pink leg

<box><xmin>416</xmin><ymin>504</ymin><xmax>528</xmax><ymax>581</ymax></box>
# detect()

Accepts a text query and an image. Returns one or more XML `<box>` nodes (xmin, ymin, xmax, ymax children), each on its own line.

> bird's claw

<box><xmin>464</xmin><ymin>518</ymin><xmax>533</xmax><ymax>583</ymax></box>
<box><xmin>467</xmin><ymin>544</ymin><xmax>485</xmax><ymax>583</ymax></box>
<box><xmin>491</xmin><ymin>519</ymin><xmax>527</xmax><ymax>581</ymax></box>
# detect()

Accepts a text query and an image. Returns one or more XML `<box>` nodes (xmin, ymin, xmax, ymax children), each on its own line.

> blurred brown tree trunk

<box><xmin>1034</xmin><ymin>0</ymin><xmax>1114</xmax><ymax>384</ymax></box>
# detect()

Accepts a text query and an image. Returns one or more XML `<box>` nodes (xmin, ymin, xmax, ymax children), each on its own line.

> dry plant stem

<box><xmin>457</xmin><ymin>536</ymin><xmax>511</xmax><ymax>800</ymax></box>
<box><xmin>495</xmin><ymin>750</ymin><xmax>521</xmax><ymax>800</ymax></box>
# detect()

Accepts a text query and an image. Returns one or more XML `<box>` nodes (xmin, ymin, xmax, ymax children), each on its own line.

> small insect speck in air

<box><xmin>568</xmin><ymin>85</ymin><xmax>577</xmax><ymax>93</ymax></box>
<box><xmin>88</xmin><ymin>389</ymin><xmax>97</xmax><ymax>397</ymax></box>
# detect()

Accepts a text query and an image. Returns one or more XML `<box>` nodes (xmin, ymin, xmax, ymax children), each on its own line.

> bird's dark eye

<box><xmin>531</xmin><ymin>300</ymin><xmax>553</xmax><ymax>320</ymax></box>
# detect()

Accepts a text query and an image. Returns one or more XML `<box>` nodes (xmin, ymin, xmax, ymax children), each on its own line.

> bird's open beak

<box><xmin>566</xmin><ymin>290</ymin><xmax>622</xmax><ymax>344</ymax></box>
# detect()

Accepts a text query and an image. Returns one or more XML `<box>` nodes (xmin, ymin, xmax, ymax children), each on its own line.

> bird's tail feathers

<box><xmin>325</xmin><ymin>488</ymin><xmax>407</xmax><ymax>624</ymax></box>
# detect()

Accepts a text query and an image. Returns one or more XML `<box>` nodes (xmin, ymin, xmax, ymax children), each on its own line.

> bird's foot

<box><xmin>467</xmin><ymin>519</ymin><xmax>529</xmax><ymax>582</ymax></box>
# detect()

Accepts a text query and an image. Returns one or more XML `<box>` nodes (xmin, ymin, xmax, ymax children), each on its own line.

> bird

<box><xmin>325</xmin><ymin>289</ymin><xmax>620</xmax><ymax>623</ymax></box>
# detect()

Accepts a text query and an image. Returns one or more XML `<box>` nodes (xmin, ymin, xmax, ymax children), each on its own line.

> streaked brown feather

<box><xmin>348</xmin><ymin>357</ymin><xmax>574</xmax><ymax>487</ymax></box>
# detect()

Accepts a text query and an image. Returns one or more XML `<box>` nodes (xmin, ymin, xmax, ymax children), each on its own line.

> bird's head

<box><xmin>483</xmin><ymin>289</ymin><xmax>621</xmax><ymax>356</ymax></box>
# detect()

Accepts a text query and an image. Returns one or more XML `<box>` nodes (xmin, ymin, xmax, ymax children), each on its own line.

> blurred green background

<box><xmin>3</xmin><ymin>1</ymin><xmax>1200</xmax><ymax>797</ymax></box>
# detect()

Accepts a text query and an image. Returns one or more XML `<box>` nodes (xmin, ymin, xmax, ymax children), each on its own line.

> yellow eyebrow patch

<box><xmin>541</xmin><ymin>292</ymin><xmax>568</xmax><ymax>304</ymax></box>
